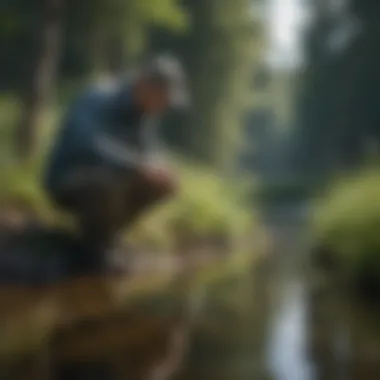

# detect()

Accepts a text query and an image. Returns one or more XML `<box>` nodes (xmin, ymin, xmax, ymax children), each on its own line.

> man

<box><xmin>44</xmin><ymin>55</ymin><xmax>189</xmax><ymax>272</ymax></box>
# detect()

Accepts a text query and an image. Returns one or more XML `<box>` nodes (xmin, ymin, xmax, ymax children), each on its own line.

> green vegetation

<box><xmin>312</xmin><ymin>170</ymin><xmax>380</xmax><ymax>290</ymax></box>
<box><xmin>128</xmin><ymin>161</ymin><xmax>257</xmax><ymax>250</ymax></box>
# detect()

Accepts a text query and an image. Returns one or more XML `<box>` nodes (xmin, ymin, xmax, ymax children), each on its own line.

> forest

<box><xmin>1</xmin><ymin>0</ymin><xmax>380</xmax><ymax>379</ymax></box>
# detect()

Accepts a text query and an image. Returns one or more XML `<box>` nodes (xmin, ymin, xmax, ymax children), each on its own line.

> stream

<box><xmin>177</xmin><ymin>201</ymin><xmax>380</xmax><ymax>380</ymax></box>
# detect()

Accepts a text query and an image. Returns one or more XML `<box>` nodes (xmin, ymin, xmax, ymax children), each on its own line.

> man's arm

<box><xmin>139</xmin><ymin>117</ymin><xmax>168</xmax><ymax>168</ymax></box>
<box><xmin>96</xmin><ymin>116</ymin><xmax>167</xmax><ymax>170</ymax></box>
<box><xmin>71</xmin><ymin>92</ymin><xmax>166</xmax><ymax>172</ymax></box>
<box><xmin>71</xmin><ymin>97</ymin><xmax>142</xmax><ymax>170</ymax></box>
<box><xmin>94</xmin><ymin>131</ymin><xmax>142</xmax><ymax>168</ymax></box>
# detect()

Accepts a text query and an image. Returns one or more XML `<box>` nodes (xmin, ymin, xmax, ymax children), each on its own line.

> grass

<box><xmin>127</xmin><ymin>159</ymin><xmax>257</xmax><ymax>250</ymax></box>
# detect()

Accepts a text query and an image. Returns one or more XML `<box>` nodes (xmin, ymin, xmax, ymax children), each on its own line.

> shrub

<box><xmin>127</xmin><ymin>161</ymin><xmax>257</xmax><ymax>251</ymax></box>
<box><xmin>312</xmin><ymin>169</ymin><xmax>380</xmax><ymax>289</ymax></box>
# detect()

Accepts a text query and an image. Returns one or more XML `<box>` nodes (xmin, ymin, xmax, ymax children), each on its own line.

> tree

<box><xmin>84</xmin><ymin>0</ymin><xmax>188</xmax><ymax>76</ymax></box>
<box><xmin>293</xmin><ymin>0</ymin><xmax>380</xmax><ymax>176</ymax></box>
<box><xmin>180</xmin><ymin>0</ymin><xmax>261</xmax><ymax>171</ymax></box>
<box><xmin>15</xmin><ymin>0</ymin><xmax>64</xmax><ymax>160</ymax></box>
<box><xmin>291</xmin><ymin>0</ymin><xmax>338</xmax><ymax>175</ymax></box>
<box><xmin>147</xmin><ymin>0</ymin><xmax>264</xmax><ymax>172</ymax></box>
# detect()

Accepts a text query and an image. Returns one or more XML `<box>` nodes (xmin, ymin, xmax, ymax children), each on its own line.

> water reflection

<box><xmin>267</xmin><ymin>279</ymin><xmax>315</xmax><ymax>380</ymax></box>
<box><xmin>177</xmin><ymin>202</ymin><xmax>379</xmax><ymax>380</ymax></box>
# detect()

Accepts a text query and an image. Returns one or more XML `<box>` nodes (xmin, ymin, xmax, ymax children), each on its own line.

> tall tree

<box><xmin>183</xmin><ymin>0</ymin><xmax>261</xmax><ymax>171</ymax></box>
<box><xmin>147</xmin><ymin>0</ymin><xmax>264</xmax><ymax>171</ymax></box>
<box><xmin>292</xmin><ymin>0</ymin><xmax>338</xmax><ymax>175</ymax></box>
<box><xmin>15</xmin><ymin>0</ymin><xmax>64</xmax><ymax>160</ymax></box>
<box><xmin>293</xmin><ymin>0</ymin><xmax>380</xmax><ymax>176</ymax></box>
<box><xmin>84</xmin><ymin>0</ymin><xmax>188</xmax><ymax>76</ymax></box>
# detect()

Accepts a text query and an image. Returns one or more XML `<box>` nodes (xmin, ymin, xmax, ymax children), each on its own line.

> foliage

<box><xmin>182</xmin><ymin>0</ymin><xmax>261</xmax><ymax>170</ymax></box>
<box><xmin>0</xmin><ymin>0</ymin><xmax>188</xmax><ymax>85</ymax></box>
<box><xmin>128</xmin><ymin>159</ymin><xmax>257</xmax><ymax>250</ymax></box>
<box><xmin>312</xmin><ymin>169</ymin><xmax>380</xmax><ymax>286</ymax></box>
<box><xmin>292</xmin><ymin>0</ymin><xmax>380</xmax><ymax>176</ymax></box>
<box><xmin>0</xmin><ymin>161</ymin><xmax>47</xmax><ymax>212</ymax></box>
<box><xmin>89</xmin><ymin>0</ymin><xmax>189</xmax><ymax>70</ymax></box>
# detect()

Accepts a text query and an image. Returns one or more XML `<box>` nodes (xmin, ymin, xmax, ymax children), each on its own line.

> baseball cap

<box><xmin>143</xmin><ymin>54</ymin><xmax>190</xmax><ymax>109</ymax></box>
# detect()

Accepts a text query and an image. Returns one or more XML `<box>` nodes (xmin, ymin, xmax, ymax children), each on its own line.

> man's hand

<box><xmin>139</xmin><ymin>163</ymin><xmax>178</xmax><ymax>196</ymax></box>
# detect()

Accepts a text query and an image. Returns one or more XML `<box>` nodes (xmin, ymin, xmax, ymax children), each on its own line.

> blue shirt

<box><xmin>44</xmin><ymin>81</ymin><xmax>159</xmax><ymax>192</ymax></box>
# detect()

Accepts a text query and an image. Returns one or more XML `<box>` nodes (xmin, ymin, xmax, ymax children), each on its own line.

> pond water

<box><xmin>176</xmin><ymin>201</ymin><xmax>380</xmax><ymax>380</ymax></box>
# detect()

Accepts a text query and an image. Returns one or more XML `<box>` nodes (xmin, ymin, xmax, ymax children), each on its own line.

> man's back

<box><xmin>45</xmin><ymin>84</ymin><xmax>113</xmax><ymax>192</ymax></box>
<box><xmin>44</xmin><ymin>81</ymin><xmax>150</xmax><ymax>194</ymax></box>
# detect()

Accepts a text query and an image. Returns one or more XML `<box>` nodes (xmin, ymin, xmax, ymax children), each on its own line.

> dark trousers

<box><xmin>50</xmin><ymin>166</ymin><xmax>176</xmax><ymax>251</ymax></box>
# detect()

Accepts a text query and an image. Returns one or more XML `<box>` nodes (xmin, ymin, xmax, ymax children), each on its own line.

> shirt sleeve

<box><xmin>94</xmin><ymin>131</ymin><xmax>142</xmax><ymax>168</ymax></box>
<box><xmin>70</xmin><ymin>95</ymin><xmax>140</xmax><ymax>171</ymax></box>
<box><xmin>139</xmin><ymin>117</ymin><xmax>166</xmax><ymax>166</ymax></box>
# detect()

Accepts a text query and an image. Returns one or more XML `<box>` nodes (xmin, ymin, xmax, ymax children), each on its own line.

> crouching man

<box><xmin>44</xmin><ymin>55</ymin><xmax>189</xmax><ymax>273</ymax></box>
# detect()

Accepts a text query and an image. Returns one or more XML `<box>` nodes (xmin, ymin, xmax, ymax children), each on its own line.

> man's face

<box><xmin>136</xmin><ymin>78</ymin><xmax>170</xmax><ymax>115</ymax></box>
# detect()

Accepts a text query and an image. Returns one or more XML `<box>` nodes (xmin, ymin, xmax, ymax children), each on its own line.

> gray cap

<box><xmin>143</xmin><ymin>54</ymin><xmax>190</xmax><ymax>109</ymax></box>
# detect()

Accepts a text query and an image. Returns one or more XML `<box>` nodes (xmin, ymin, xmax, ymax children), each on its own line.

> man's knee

<box><xmin>48</xmin><ymin>186</ymin><xmax>78</xmax><ymax>212</ymax></box>
<box><xmin>138</xmin><ymin>169</ymin><xmax>178</xmax><ymax>199</ymax></box>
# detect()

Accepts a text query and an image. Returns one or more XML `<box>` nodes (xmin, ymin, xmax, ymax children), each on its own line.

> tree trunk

<box><xmin>15</xmin><ymin>0</ymin><xmax>63</xmax><ymax>161</ymax></box>
<box><xmin>90</xmin><ymin>25</ymin><xmax>107</xmax><ymax>78</ymax></box>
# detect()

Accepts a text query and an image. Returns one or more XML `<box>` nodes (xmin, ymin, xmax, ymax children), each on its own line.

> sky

<box><xmin>267</xmin><ymin>0</ymin><xmax>310</xmax><ymax>69</ymax></box>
